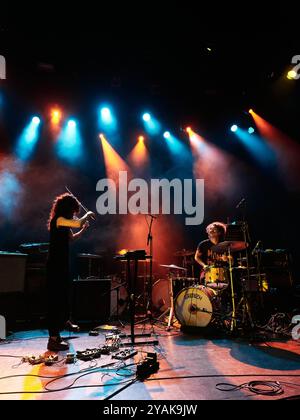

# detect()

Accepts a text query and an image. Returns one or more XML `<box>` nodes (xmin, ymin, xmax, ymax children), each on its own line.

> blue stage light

<box><xmin>248</xmin><ymin>127</ymin><xmax>255</xmax><ymax>134</ymax></box>
<box><xmin>231</xmin><ymin>125</ymin><xmax>238</xmax><ymax>133</ymax></box>
<box><xmin>143</xmin><ymin>113</ymin><xmax>151</xmax><ymax>122</ymax></box>
<box><xmin>163</xmin><ymin>131</ymin><xmax>171</xmax><ymax>139</ymax></box>
<box><xmin>32</xmin><ymin>116</ymin><xmax>41</xmax><ymax>125</ymax></box>
<box><xmin>15</xmin><ymin>116</ymin><xmax>41</xmax><ymax>161</ymax></box>
<box><xmin>98</xmin><ymin>105</ymin><xmax>117</xmax><ymax>134</ymax></box>
<box><xmin>68</xmin><ymin>119</ymin><xmax>76</xmax><ymax>128</ymax></box>
<box><xmin>101</xmin><ymin>107</ymin><xmax>112</xmax><ymax>124</ymax></box>
<box><xmin>56</xmin><ymin>119</ymin><xmax>83</xmax><ymax>163</ymax></box>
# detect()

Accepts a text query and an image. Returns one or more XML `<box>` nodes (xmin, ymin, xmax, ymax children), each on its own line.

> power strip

<box><xmin>112</xmin><ymin>349</ymin><xmax>138</xmax><ymax>360</ymax></box>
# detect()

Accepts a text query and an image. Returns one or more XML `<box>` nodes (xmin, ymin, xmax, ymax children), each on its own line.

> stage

<box><xmin>0</xmin><ymin>323</ymin><xmax>300</xmax><ymax>400</ymax></box>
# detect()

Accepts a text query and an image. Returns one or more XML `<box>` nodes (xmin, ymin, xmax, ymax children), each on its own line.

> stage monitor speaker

<box><xmin>0</xmin><ymin>252</ymin><xmax>27</xmax><ymax>293</ymax></box>
<box><xmin>72</xmin><ymin>278</ymin><xmax>111</xmax><ymax>323</ymax></box>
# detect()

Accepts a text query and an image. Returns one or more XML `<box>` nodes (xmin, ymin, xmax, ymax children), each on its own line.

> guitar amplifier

<box><xmin>0</xmin><ymin>252</ymin><xmax>27</xmax><ymax>293</ymax></box>
<box><xmin>71</xmin><ymin>278</ymin><xmax>111</xmax><ymax>323</ymax></box>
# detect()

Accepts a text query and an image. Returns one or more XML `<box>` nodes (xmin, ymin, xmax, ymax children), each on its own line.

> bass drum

<box><xmin>174</xmin><ymin>286</ymin><xmax>218</xmax><ymax>327</ymax></box>
<box><xmin>152</xmin><ymin>278</ymin><xmax>198</xmax><ymax>313</ymax></box>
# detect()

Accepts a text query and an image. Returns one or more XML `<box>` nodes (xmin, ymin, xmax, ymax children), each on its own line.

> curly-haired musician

<box><xmin>46</xmin><ymin>193</ymin><xmax>95</xmax><ymax>351</ymax></box>
<box><xmin>194</xmin><ymin>221</ymin><xmax>227</xmax><ymax>280</ymax></box>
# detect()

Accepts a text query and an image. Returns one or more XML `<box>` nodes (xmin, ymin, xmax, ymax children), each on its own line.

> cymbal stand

<box><xmin>228</xmin><ymin>246</ymin><xmax>236</xmax><ymax>331</ymax></box>
<box><xmin>155</xmin><ymin>270</ymin><xmax>176</xmax><ymax>331</ymax></box>
<box><xmin>236</xmin><ymin>278</ymin><xmax>254</xmax><ymax>328</ymax></box>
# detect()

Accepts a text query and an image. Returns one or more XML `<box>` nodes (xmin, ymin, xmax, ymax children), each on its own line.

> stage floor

<box><xmin>0</xmin><ymin>323</ymin><xmax>300</xmax><ymax>400</ymax></box>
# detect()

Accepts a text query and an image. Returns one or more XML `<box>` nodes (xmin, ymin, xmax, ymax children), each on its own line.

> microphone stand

<box><xmin>236</xmin><ymin>199</ymin><xmax>254</xmax><ymax>329</ymax></box>
<box><xmin>146</xmin><ymin>215</ymin><xmax>155</xmax><ymax>317</ymax></box>
<box><xmin>134</xmin><ymin>215</ymin><xmax>155</xmax><ymax>327</ymax></box>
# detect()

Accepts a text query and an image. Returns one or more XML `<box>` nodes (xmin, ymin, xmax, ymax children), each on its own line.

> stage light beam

<box><xmin>51</xmin><ymin>109</ymin><xmax>62</xmax><ymax>125</ymax></box>
<box><xmin>231</xmin><ymin>125</ymin><xmax>238</xmax><ymax>133</ymax></box>
<box><xmin>98</xmin><ymin>105</ymin><xmax>117</xmax><ymax>134</ymax></box>
<box><xmin>142</xmin><ymin>112</ymin><xmax>161</xmax><ymax>135</ymax></box>
<box><xmin>15</xmin><ymin>116</ymin><xmax>41</xmax><ymax>161</ymax></box>
<box><xmin>56</xmin><ymin>119</ymin><xmax>83</xmax><ymax>163</ymax></box>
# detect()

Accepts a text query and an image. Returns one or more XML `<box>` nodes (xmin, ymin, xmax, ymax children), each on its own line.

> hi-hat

<box><xmin>174</xmin><ymin>249</ymin><xmax>195</xmax><ymax>257</ymax></box>
<box><xmin>211</xmin><ymin>241</ymin><xmax>248</xmax><ymax>253</ymax></box>
<box><xmin>160</xmin><ymin>264</ymin><xmax>187</xmax><ymax>271</ymax></box>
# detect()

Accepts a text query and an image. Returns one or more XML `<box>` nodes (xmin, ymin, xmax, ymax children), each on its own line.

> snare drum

<box><xmin>174</xmin><ymin>285</ymin><xmax>219</xmax><ymax>327</ymax></box>
<box><xmin>204</xmin><ymin>266</ymin><xmax>229</xmax><ymax>290</ymax></box>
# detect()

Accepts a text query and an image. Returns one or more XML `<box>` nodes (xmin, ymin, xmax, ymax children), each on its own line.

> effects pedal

<box><xmin>28</xmin><ymin>355</ymin><xmax>44</xmax><ymax>365</ymax></box>
<box><xmin>99</xmin><ymin>345</ymin><xmax>111</xmax><ymax>355</ymax></box>
<box><xmin>77</xmin><ymin>348</ymin><xmax>102</xmax><ymax>361</ymax></box>
<box><xmin>44</xmin><ymin>354</ymin><xmax>59</xmax><ymax>366</ymax></box>
<box><xmin>66</xmin><ymin>353</ymin><xmax>76</xmax><ymax>364</ymax></box>
<box><xmin>112</xmin><ymin>349</ymin><xmax>138</xmax><ymax>360</ymax></box>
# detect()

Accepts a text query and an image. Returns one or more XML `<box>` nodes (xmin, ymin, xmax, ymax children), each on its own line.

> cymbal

<box><xmin>211</xmin><ymin>241</ymin><xmax>248</xmax><ymax>253</ymax></box>
<box><xmin>95</xmin><ymin>325</ymin><xmax>119</xmax><ymax>331</ymax></box>
<box><xmin>174</xmin><ymin>249</ymin><xmax>195</xmax><ymax>257</ymax></box>
<box><xmin>160</xmin><ymin>264</ymin><xmax>187</xmax><ymax>271</ymax></box>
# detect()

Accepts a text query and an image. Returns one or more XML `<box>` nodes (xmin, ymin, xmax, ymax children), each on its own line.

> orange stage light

<box><xmin>128</xmin><ymin>136</ymin><xmax>149</xmax><ymax>168</ymax></box>
<box><xmin>51</xmin><ymin>109</ymin><xmax>62</xmax><ymax>125</ymax></box>
<box><xmin>99</xmin><ymin>133</ymin><xmax>130</xmax><ymax>182</ymax></box>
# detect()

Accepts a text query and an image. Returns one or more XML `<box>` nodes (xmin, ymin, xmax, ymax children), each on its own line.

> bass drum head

<box><xmin>174</xmin><ymin>286</ymin><xmax>217</xmax><ymax>327</ymax></box>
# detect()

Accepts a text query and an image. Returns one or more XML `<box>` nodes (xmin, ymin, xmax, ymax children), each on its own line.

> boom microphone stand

<box><xmin>146</xmin><ymin>215</ymin><xmax>155</xmax><ymax>316</ymax></box>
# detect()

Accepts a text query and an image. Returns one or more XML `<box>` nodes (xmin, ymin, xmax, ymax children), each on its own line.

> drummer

<box><xmin>194</xmin><ymin>222</ymin><xmax>228</xmax><ymax>275</ymax></box>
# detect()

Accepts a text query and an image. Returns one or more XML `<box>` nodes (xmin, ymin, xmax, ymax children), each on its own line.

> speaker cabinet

<box><xmin>0</xmin><ymin>252</ymin><xmax>27</xmax><ymax>293</ymax></box>
<box><xmin>71</xmin><ymin>278</ymin><xmax>111</xmax><ymax>323</ymax></box>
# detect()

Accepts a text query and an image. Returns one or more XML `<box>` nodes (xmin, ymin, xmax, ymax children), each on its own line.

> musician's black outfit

<box><xmin>46</xmin><ymin>215</ymin><xmax>71</xmax><ymax>340</ymax></box>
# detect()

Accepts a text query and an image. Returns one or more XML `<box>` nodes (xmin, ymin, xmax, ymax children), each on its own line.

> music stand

<box><xmin>114</xmin><ymin>251</ymin><xmax>158</xmax><ymax>346</ymax></box>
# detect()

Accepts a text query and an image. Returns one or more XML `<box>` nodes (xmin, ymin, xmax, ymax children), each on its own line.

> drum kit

<box><xmin>153</xmin><ymin>240</ymin><xmax>256</xmax><ymax>333</ymax></box>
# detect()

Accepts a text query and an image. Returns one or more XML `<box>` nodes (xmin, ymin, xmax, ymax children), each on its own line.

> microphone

<box><xmin>252</xmin><ymin>240</ymin><xmax>262</xmax><ymax>255</ymax></box>
<box><xmin>236</xmin><ymin>198</ymin><xmax>245</xmax><ymax>209</ymax></box>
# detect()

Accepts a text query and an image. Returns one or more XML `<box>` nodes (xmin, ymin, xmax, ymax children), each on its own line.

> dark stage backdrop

<box><xmin>0</xmin><ymin>32</ymin><xmax>300</xmax><ymax>281</ymax></box>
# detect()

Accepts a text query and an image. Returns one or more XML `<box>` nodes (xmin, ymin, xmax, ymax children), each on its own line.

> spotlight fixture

<box><xmin>163</xmin><ymin>131</ymin><xmax>171</xmax><ymax>139</ymax></box>
<box><xmin>230</xmin><ymin>125</ymin><xmax>238</xmax><ymax>133</ymax></box>
<box><xmin>142</xmin><ymin>113</ymin><xmax>151</xmax><ymax>122</ymax></box>
<box><xmin>32</xmin><ymin>116</ymin><xmax>40</xmax><ymax>124</ymax></box>
<box><xmin>68</xmin><ymin>120</ymin><xmax>76</xmax><ymax>128</ymax></box>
